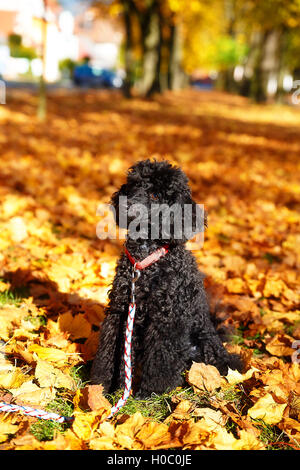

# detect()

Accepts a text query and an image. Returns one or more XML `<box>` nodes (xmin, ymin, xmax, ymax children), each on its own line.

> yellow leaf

<box><xmin>0</xmin><ymin>420</ymin><xmax>18</xmax><ymax>443</ymax></box>
<box><xmin>89</xmin><ymin>435</ymin><xmax>117</xmax><ymax>450</ymax></box>
<box><xmin>9</xmin><ymin>380</ymin><xmax>55</xmax><ymax>407</ymax></box>
<box><xmin>34</xmin><ymin>357</ymin><xmax>76</xmax><ymax>390</ymax></box>
<box><xmin>209</xmin><ymin>427</ymin><xmax>238</xmax><ymax>450</ymax></box>
<box><xmin>263</xmin><ymin>278</ymin><xmax>286</xmax><ymax>298</ymax></box>
<box><xmin>58</xmin><ymin>312</ymin><xmax>92</xmax><ymax>340</ymax></box>
<box><xmin>115</xmin><ymin>412</ymin><xmax>146</xmax><ymax>449</ymax></box>
<box><xmin>9</xmin><ymin>216</ymin><xmax>27</xmax><ymax>243</ymax></box>
<box><xmin>0</xmin><ymin>368</ymin><xmax>31</xmax><ymax>389</ymax></box>
<box><xmin>248</xmin><ymin>393</ymin><xmax>287</xmax><ymax>425</ymax></box>
<box><xmin>0</xmin><ymin>281</ymin><xmax>10</xmax><ymax>293</ymax></box>
<box><xmin>265</xmin><ymin>334</ymin><xmax>294</xmax><ymax>357</ymax></box>
<box><xmin>136</xmin><ymin>420</ymin><xmax>181</xmax><ymax>450</ymax></box>
<box><xmin>181</xmin><ymin>420</ymin><xmax>210</xmax><ymax>446</ymax></box>
<box><xmin>225</xmin><ymin>367</ymin><xmax>257</xmax><ymax>385</ymax></box>
<box><xmin>170</xmin><ymin>399</ymin><xmax>193</xmax><ymax>420</ymax></box>
<box><xmin>226</xmin><ymin>278</ymin><xmax>247</xmax><ymax>294</ymax></box>
<box><xmin>29</xmin><ymin>344</ymin><xmax>73</xmax><ymax>366</ymax></box>
<box><xmin>72</xmin><ymin>411</ymin><xmax>102</xmax><ymax>441</ymax></box>
<box><xmin>97</xmin><ymin>420</ymin><xmax>115</xmax><ymax>439</ymax></box>
<box><xmin>193</xmin><ymin>407</ymin><xmax>227</xmax><ymax>430</ymax></box>
<box><xmin>43</xmin><ymin>429</ymin><xmax>83</xmax><ymax>450</ymax></box>
<box><xmin>233</xmin><ymin>430</ymin><xmax>265</xmax><ymax>450</ymax></box>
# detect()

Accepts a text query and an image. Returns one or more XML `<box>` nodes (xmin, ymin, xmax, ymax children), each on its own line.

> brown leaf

<box><xmin>265</xmin><ymin>334</ymin><xmax>294</xmax><ymax>357</ymax></box>
<box><xmin>86</xmin><ymin>384</ymin><xmax>111</xmax><ymax>411</ymax></box>
<box><xmin>187</xmin><ymin>362</ymin><xmax>223</xmax><ymax>392</ymax></box>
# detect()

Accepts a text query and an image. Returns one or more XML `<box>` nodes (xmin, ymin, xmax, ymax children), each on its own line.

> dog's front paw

<box><xmin>198</xmin><ymin>337</ymin><xmax>243</xmax><ymax>376</ymax></box>
<box><xmin>134</xmin><ymin>390</ymin><xmax>150</xmax><ymax>400</ymax></box>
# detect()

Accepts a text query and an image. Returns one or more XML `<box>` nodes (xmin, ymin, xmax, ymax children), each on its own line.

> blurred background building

<box><xmin>0</xmin><ymin>0</ymin><xmax>123</xmax><ymax>83</ymax></box>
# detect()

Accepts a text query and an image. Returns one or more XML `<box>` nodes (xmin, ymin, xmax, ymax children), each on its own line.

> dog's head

<box><xmin>111</xmin><ymin>159</ymin><xmax>206</xmax><ymax>243</ymax></box>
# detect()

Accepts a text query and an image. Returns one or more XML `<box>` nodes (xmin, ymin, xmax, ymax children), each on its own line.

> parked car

<box><xmin>73</xmin><ymin>63</ymin><xmax>123</xmax><ymax>89</ymax></box>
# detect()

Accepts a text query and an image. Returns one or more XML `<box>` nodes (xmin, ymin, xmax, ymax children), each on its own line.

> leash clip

<box><xmin>130</xmin><ymin>263</ymin><xmax>140</xmax><ymax>304</ymax></box>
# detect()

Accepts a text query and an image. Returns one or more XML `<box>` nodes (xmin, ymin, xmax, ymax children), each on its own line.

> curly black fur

<box><xmin>91</xmin><ymin>160</ymin><xmax>242</xmax><ymax>397</ymax></box>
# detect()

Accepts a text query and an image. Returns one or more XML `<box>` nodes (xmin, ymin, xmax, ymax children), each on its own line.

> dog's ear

<box><xmin>181</xmin><ymin>198</ymin><xmax>206</xmax><ymax>243</ymax></box>
<box><xmin>167</xmin><ymin>184</ymin><xmax>207</xmax><ymax>243</ymax></box>
<box><xmin>111</xmin><ymin>184</ymin><xmax>128</xmax><ymax>229</ymax></box>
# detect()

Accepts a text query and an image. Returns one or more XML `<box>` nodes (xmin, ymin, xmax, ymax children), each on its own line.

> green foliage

<box><xmin>0</xmin><ymin>281</ymin><xmax>30</xmax><ymax>306</ymax></box>
<box><xmin>8</xmin><ymin>34</ymin><xmax>37</xmax><ymax>60</ymax></box>
<box><xmin>59</xmin><ymin>58</ymin><xmax>76</xmax><ymax>78</ymax></box>
<box><xmin>29</xmin><ymin>399</ymin><xmax>73</xmax><ymax>442</ymax></box>
<box><xmin>107</xmin><ymin>389</ymin><xmax>174</xmax><ymax>421</ymax></box>
<box><xmin>106</xmin><ymin>387</ymin><xmax>215</xmax><ymax>422</ymax></box>
<box><xmin>23</xmin><ymin>315</ymin><xmax>47</xmax><ymax>330</ymax></box>
<box><xmin>214</xmin><ymin>36</ymin><xmax>248</xmax><ymax>69</ymax></box>
<box><xmin>252</xmin><ymin>419</ymin><xmax>290</xmax><ymax>450</ymax></box>
<box><xmin>30</xmin><ymin>419</ymin><xmax>63</xmax><ymax>441</ymax></box>
<box><xmin>70</xmin><ymin>364</ymin><xmax>90</xmax><ymax>389</ymax></box>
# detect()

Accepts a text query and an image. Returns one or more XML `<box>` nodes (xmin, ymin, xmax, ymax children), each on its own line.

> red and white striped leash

<box><xmin>0</xmin><ymin>401</ymin><xmax>73</xmax><ymax>423</ymax></box>
<box><xmin>0</xmin><ymin>245</ymin><xmax>169</xmax><ymax>423</ymax></box>
<box><xmin>108</xmin><ymin>244</ymin><xmax>169</xmax><ymax>418</ymax></box>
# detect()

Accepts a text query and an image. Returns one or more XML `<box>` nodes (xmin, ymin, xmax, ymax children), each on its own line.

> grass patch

<box><xmin>217</xmin><ymin>385</ymin><xmax>242</xmax><ymax>404</ymax></box>
<box><xmin>0</xmin><ymin>282</ymin><xmax>30</xmax><ymax>306</ymax></box>
<box><xmin>70</xmin><ymin>364</ymin><xmax>90</xmax><ymax>389</ymax></box>
<box><xmin>106</xmin><ymin>387</ymin><xmax>211</xmax><ymax>422</ymax></box>
<box><xmin>106</xmin><ymin>390</ymin><xmax>173</xmax><ymax>421</ymax></box>
<box><xmin>23</xmin><ymin>315</ymin><xmax>47</xmax><ymax>331</ymax></box>
<box><xmin>30</xmin><ymin>398</ymin><xmax>73</xmax><ymax>442</ymax></box>
<box><xmin>252</xmin><ymin>419</ymin><xmax>294</xmax><ymax>450</ymax></box>
<box><xmin>30</xmin><ymin>419</ymin><xmax>63</xmax><ymax>442</ymax></box>
<box><xmin>263</xmin><ymin>253</ymin><xmax>282</xmax><ymax>265</ymax></box>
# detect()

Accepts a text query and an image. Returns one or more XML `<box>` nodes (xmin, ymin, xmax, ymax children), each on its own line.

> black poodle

<box><xmin>91</xmin><ymin>159</ymin><xmax>242</xmax><ymax>397</ymax></box>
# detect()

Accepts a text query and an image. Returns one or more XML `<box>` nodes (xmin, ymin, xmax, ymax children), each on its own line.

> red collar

<box><xmin>125</xmin><ymin>244</ymin><xmax>169</xmax><ymax>270</ymax></box>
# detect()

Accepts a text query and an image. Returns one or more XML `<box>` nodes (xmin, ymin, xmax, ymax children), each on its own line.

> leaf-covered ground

<box><xmin>0</xmin><ymin>89</ymin><xmax>299</xmax><ymax>450</ymax></box>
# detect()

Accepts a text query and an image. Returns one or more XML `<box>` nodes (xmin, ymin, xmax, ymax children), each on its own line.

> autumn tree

<box><xmin>218</xmin><ymin>0</ymin><xmax>300</xmax><ymax>102</ymax></box>
<box><xmin>98</xmin><ymin>0</ymin><xmax>187</xmax><ymax>97</ymax></box>
<box><xmin>93</xmin><ymin>0</ymin><xmax>226</xmax><ymax>97</ymax></box>
<box><xmin>93</xmin><ymin>0</ymin><xmax>300</xmax><ymax>101</ymax></box>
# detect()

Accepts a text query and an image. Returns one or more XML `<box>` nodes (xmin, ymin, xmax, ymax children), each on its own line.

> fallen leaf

<box><xmin>0</xmin><ymin>368</ymin><xmax>31</xmax><ymax>389</ymax></box>
<box><xmin>187</xmin><ymin>362</ymin><xmax>223</xmax><ymax>392</ymax></box>
<box><xmin>58</xmin><ymin>312</ymin><xmax>92</xmax><ymax>340</ymax></box>
<box><xmin>9</xmin><ymin>380</ymin><xmax>55</xmax><ymax>407</ymax></box>
<box><xmin>193</xmin><ymin>407</ymin><xmax>227</xmax><ymax>429</ymax></box>
<box><xmin>0</xmin><ymin>420</ymin><xmax>19</xmax><ymax>443</ymax></box>
<box><xmin>265</xmin><ymin>334</ymin><xmax>294</xmax><ymax>357</ymax></box>
<box><xmin>9</xmin><ymin>217</ymin><xmax>27</xmax><ymax>243</ymax></box>
<box><xmin>226</xmin><ymin>278</ymin><xmax>247</xmax><ymax>294</ymax></box>
<box><xmin>72</xmin><ymin>410</ymin><xmax>103</xmax><ymax>441</ymax></box>
<box><xmin>225</xmin><ymin>367</ymin><xmax>257</xmax><ymax>385</ymax></box>
<box><xmin>233</xmin><ymin>430</ymin><xmax>265</xmax><ymax>450</ymax></box>
<box><xmin>115</xmin><ymin>412</ymin><xmax>146</xmax><ymax>449</ymax></box>
<box><xmin>248</xmin><ymin>393</ymin><xmax>287</xmax><ymax>425</ymax></box>
<box><xmin>263</xmin><ymin>278</ymin><xmax>286</xmax><ymax>298</ymax></box>
<box><xmin>135</xmin><ymin>420</ymin><xmax>181</xmax><ymax>449</ymax></box>
<box><xmin>87</xmin><ymin>384</ymin><xmax>111</xmax><ymax>411</ymax></box>
<box><xmin>34</xmin><ymin>357</ymin><xmax>76</xmax><ymax>390</ymax></box>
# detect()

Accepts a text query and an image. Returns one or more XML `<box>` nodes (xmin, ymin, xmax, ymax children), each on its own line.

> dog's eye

<box><xmin>150</xmin><ymin>193</ymin><xmax>159</xmax><ymax>201</ymax></box>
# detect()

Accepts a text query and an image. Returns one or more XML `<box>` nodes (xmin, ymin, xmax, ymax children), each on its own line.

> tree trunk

<box><xmin>275</xmin><ymin>28</ymin><xmax>286</xmax><ymax>103</ymax></box>
<box><xmin>138</xmin><ymin>6</ymin><xmax>161</xmax><ymax>96</ymax></box>
<box><xmin>167</xmin><ymin>22</ymin><xmax>186</xmax><ymax>90</ymax></box>
<box><xmin>120</xmin><ymin>0</ymin><xmax>186</xmax><ymax>98</ymax></box>
<box><xmin>145</xmin><ymin>6</ymin><xmax>163</xmax><ymax>97</ymax></box>
<box><xmin>250</xmin><ymin>29</ymin><xmax>281</xmax><ymax>103</ymax></box>
<box><xmin>121</xmin><ymin>0</ymin><xmax>135</xmax><ymax>98</ymax></box>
